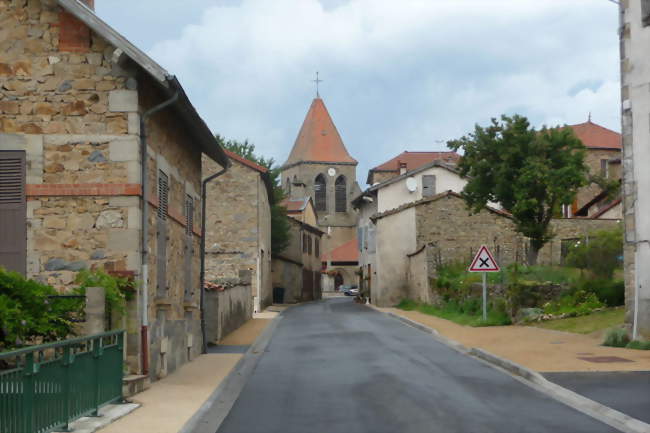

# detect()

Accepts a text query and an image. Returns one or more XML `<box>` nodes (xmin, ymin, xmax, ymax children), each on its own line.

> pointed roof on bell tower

<box><xmin>283</xmin><ymin>98</ymin><xmax>357</xmax><ymax>167</ymax></box>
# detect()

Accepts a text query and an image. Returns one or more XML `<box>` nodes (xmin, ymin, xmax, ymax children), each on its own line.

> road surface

<box><xmin>216</xmin><ymin>298</ymin><xmax>617</xmax><ymax>433</ymax></box>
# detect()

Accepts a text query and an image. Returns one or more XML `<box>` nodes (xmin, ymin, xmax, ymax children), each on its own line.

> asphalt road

<box><xmin>545</xmin><ymin>371</ymin><xmax>650</xmax><ymax>424</ymax></box>
<box><xmin>216</xmin><ymin>298</ymin><xmax>618</xmax><ymax>433</ymax></box>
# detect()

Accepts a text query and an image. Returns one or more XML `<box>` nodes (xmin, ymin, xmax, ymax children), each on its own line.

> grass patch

<box><xmin>396</xmin><ymin>299</ymin><xmax>511</xmax><ymax>327</ymax></box>
<box><xmin>532</xmin><ymin>307</ymin><xmax>624</xmax><ymax>334</ymax></box>
<box><xmin>626</xmin><ymin>340</ymin><xmax>650</xmax><ymax>350</ymax></box>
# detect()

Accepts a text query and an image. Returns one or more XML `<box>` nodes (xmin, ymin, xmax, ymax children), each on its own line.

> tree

<box><xmin>447</xmin><ymin>115</ymin><xmax>589</xmax><ymax>265</ymax></box>
<box><xmin>216</xmin><ymin>135</ymin><xmax>291</xmax><ymax>254</ymax></box>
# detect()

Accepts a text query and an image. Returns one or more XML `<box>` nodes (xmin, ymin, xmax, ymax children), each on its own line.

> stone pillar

<box><xmin>85</xmin><ymin>286</ymin><xmax>105</xmax><ymax>336</ymax></box>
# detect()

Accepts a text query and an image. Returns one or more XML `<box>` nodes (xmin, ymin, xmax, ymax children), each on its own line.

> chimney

<box><xmin>399</xmin><ymin>161</ymin><xmax>407</xmax><ymax>175</ymax></box>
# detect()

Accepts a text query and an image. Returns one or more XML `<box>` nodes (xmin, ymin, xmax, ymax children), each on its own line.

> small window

<box><xmin>643</xmin><ymin>0</ymin><xmax>650</xmax><ymax>26</ymax></box>
<box><xmin>600</xmin><ymin>159</ymin><xmax>608</xmax><ymax>179</ymax></box>
<box><xmin>314</xmin><ymin>174</ymin><xmax>326</xmax><ymax>211</ymax></box>
<box><xmin>422</xmin><ymin>175</ymin><xmax>436</xmax><ymax>197</ymax></box>
<box><xmin>335</xmin><ymin>175</ymin><xmax>346</xmax><ymax>212</ymax></box>
<box><xmin>315</xmin><ymin>238</ymin><xmax>320</xmax><ymax>258</ymax></box>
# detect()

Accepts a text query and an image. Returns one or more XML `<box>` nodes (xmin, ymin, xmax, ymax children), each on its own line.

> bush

<box><xmin>542</xmin><ymin>290</ymin><xmax>603</xmax><ymax>317</ymax></box>
<box><xmin>73</xmin><ymin>269</ymin><xmax>135</xmax><ymax>315</ymax></box>
<box><xmin>572</xmin><ymin>277</ymin><xmax>624</xmax><ymax>307</ymax></box>
<box><xmin>565</xmin><ymin>226</ymin><xmax>623</xmax><ymax>279</ymax></box>
<box><xmin>603</xmin><ymin>327</ymin><xmax>629</xmax><ymax>347</ymax></box>
<box><xmin>0</xmin><ymin>268</ymin><xmax>83</xmax><ymax>350</ymax></box>
<box><xmin>626</xmin><ymin>340</ymin><xmax>650</xmax><ymax>350</ymax></box>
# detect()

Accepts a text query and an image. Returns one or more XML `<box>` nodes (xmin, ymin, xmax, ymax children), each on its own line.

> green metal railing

<box><xmin>0</xmin><ymin>330</ymin><xmax>124</xmax><ymax>433</ymax></box>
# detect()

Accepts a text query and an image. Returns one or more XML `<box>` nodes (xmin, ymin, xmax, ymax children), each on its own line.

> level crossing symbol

<box><xmin>468</xmin><ymin>245</ymin><xmax>500</xmax><ymax>272</ymax></box>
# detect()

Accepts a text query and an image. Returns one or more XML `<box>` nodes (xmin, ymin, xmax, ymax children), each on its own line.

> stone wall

<box><xmin>575</xmin><ymin>148</ymin><xmax>622</xmax><ymax>211</ymax></box>
<box><xmin>407</xmin><ymin>247</ymin><xmax>429</xmax><ymax>304</ymax></box>
<box><xmin>204</xmin><ymin>283</ymin><xmax>253</xmax><ymax>343</ymax></box>
<box><xmin>271</xmin><ymin>257</ymin><xmax>302</xmax><ymax>303</ymax></box>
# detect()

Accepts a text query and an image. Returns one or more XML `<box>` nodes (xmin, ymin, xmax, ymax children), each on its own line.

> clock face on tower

<box><xmin>327</xmin><ymin>168</ymin><xmax>336</xmax><ymax>177</ymax></box>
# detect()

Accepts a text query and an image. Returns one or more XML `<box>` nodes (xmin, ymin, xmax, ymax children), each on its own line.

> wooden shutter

<box><xmin>335</xmin><ymin>176</ymin><xmax>346</xmax><ymax>212</ymax></box>
<box><xmin>422</xmin><ymin>175</ymin><xmax>436</xmax><ymax>197</ymax></box>
<box><xmin>184</xmin><ymin>195</ymin><xmax>194</xmax><ymax>301</ymax></box>
<box><xmin>0</xmin><ymin>151</ymin><xmax>26</xmax><ymax>275</ymax></box>
<box><xmin>156</xmin><ymin>171</ymin><xmax>168</xmax><ymax>297</ymax></box>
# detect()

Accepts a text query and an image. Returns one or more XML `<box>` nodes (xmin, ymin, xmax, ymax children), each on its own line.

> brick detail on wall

<box><xmin>58</xmin><ymin>12</ymin><xmax>91</xmax><ymax>53</ymax></box>
<box><xmin>26</xmin><ymin>183</ymin><xmax>141</xmax><ymax>196</ymax></box>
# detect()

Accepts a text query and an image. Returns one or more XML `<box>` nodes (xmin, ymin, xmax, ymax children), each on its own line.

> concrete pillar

<box><xmin>85</xmin><ymin>286</ymin><xmax>105</xmax><ymax>336</ymax></box>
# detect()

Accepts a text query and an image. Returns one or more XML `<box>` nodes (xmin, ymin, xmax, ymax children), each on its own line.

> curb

<box><xmin>178</xmin><ymin>311</ymin><xmax>285</xmax><ymax>433</ymax></box>
<box><xmin>372</xmin><ymin>306</ymin><xmax>650</xmax><ymax>433</ymax></box>
<box><xmin>54</xmin><ymin>402</ymin><xmax>140</xmax><ymax>433</ymax></box>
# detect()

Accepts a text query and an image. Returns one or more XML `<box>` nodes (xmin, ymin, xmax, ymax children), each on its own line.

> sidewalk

<box><xmin>379</xmin><ymin>307</ymin><xmax>650</xmax><ymax>372</ymax></box>
<box><xmin>100</xmin><ymin>311</ymin><xmax>278</xmax><ymax>433</ymax></box>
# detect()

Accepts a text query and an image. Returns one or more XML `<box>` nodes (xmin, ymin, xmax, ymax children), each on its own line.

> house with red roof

<box><xmin>202</xmin><ymin>149</ymin><xmax>273</xmax><ymax>341</ymax></box>
<box><xmin>366</xmin><ymin>151</ymin><xmax>461</xmax><ymax>185</ymax></box>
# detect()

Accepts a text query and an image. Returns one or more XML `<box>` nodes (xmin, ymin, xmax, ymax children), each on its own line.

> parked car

<box><xmin>341</xmin><ymin>285</ymin><xmax>359</xmax><ymax>296</ymax></box>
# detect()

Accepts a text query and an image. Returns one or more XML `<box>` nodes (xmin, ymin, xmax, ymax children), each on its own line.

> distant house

<box><xmin>565</xmin><ymin>120</ymin><xmax>622</xmax><ymax>219</ymax></box>
<box><xmin>272</xmin><ymin>196</ymin><xmax>324</xmax><ymax>303</ymax></box>
<box><xmin>0</xmin><ymin>0</ymin><xmax>229</xmax><ymax>380</ymax></box>
<box><xmin>366</xmin><ymin>151</ymin><xmax>460</xmax><ymax>186</ymax></box>
<box><xmin>203</xmin><ymin>149</ymin><xmax>273</xmax><ymax>320</ymax></box>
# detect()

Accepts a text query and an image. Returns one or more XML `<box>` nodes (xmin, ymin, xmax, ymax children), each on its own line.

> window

<box><xmin>157</xmin><ymin>170</ymin><xmax>169</xmax><ymax>220</ymax></box>
<box><xmin>643</xmin><ymin>0</ymin><xmax>650</xmax><ymax>26</ymax></box>
<box><xmin>0</xmin><ymin>151</ymin><xmax>26</xmax><ymax>275</ymax></box>
<box><xmin>314</xmin><ymin>174</ymin><xmax>326</xmax><ymax>211</ymax></box>
<box><xmin>315</xmin><ymin>238</ymin><xmax>320</xmax><ymax>258</ymax></box>
<box><xmin>307</xmin><ymin>236</ymin><xmax>312</xmax><ymax>255</ymax></box>
<box><xmin>600</xmin><ymin>159</ymin><xmax>609</xmax><ymax>179</ymax></box>
<box><xmin>422</xmin><ymin>175</ymin><xmax>436</xmax><ymax>197</ymax></box>
<box><xmin>335</xmin><ymin>175</ymin><xmax>346</xmax><ymax>212</ymax></box>
<box><xmin>303</xmin><ymin>233</ymin><xmax>308</xmax><ymax>253</ymax></box>
<box><xmin>185</xmin><ymin>195</ymin><xmax>194</xmax><ymax>235</ymax></box>
<box><xmin>286</xmin><ymin>177</ymin><xmax>291</xmax><ymax>195</ymax></box>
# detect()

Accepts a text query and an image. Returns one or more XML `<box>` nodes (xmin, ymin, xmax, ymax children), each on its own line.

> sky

<box><xmin>95</xmin><ymin>0</ymin><xmax>621</xmax><ymax>187</ymax></box>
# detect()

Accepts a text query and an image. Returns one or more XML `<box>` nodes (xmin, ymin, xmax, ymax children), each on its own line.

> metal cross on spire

<box><xmin>313</xmin><ymin>72</ymin><xmax>323</xmax><ymax>98</ymax></box>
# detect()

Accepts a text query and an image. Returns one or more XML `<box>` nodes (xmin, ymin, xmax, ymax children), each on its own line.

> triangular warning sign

<box><xmin>468</xmin><ymin>245</ymin><xmax>500</xmax><ymax>272</ymax></box>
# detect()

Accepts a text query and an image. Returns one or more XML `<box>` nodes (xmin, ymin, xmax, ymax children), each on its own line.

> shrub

<box><xmin>565</xmin><ymin>226</ymin><xmax>623</xmax><ymax>279</ymax></box>
<box><xmin>0</xmin><ymin>268</ymin><xmax>83</xmax><ymax>350</ymax></box>
<box><xmin>603</xmin><ymin>327</ymin><xmax>629</xmax><ymax>347</ymax></box>
<box><xmin>73</xmin><ymin>269</ymin><xmax>136</xmax><ymax>315</ymax></box>
<box><xmin>626</xmin><ymin>340</ymin><xmax>650</xmax><ymax>350</ymax></box>
<box><xmin>542</xmin><ymin>290</ymin><xmax>603</xmax><ymax>316</ymax></box>
<box><xmin>572</xmin><ymin>277</ymin><xmax>624</xmax><ymax>307</ymax></box>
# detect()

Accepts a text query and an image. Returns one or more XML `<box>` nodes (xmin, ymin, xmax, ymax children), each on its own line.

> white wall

<box><xmin>375</xmin><ymin>207</ymin><xmax>417</xmax><ymax>307</ymax></box>
<box><xmin>377</xmin><ymin>166</ymin><xmax>467</xmax><ymax>213</ymax></box>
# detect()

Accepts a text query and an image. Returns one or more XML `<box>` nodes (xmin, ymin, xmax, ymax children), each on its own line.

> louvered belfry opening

<box><xmin>335</xmin><ymin>175</ymin><xmax>346</xmax><ymax>213</ymax></box>
<box><xmin>314</xmin><ymin>174</ymin><xmax>326</xmax><ymax>211</ymax></box>
<box><xmin>184</xmin><ymin>195</ymin><xmax>194</xmax><ymax>300</ymax></box>
<box><xmin>156</xmin><ymin>171</ymin><xmax>169</xmax><ymax>297</ymax></box>
<box><xmin>0</xmin><ymin>151</ymin><xmax>26</xmax><ymax>275</ymax></box>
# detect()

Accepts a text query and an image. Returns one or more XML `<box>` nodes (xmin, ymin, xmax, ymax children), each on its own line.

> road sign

<box><xmin>468</xmin><ymin>245</ymin><xmax>500</xmax><ymax>272</ymax></box>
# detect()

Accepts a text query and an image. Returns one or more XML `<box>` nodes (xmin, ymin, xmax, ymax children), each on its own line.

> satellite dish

<box><xmin>406</xmin><ymin>177</ymin><xmax>417</xmax><ymax>193</ymax></box>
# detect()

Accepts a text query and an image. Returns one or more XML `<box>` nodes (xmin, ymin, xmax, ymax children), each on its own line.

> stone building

<box><xmin>0</xmin><ymin>0</ymin><xmax>230</xmax><ymax>380</ymax></box>
<box><xmin>280</xmin><ymin>97</ymin><xmax>360</xmax><ymax>289</ymax></box>
<box><xmin>203</xmin><ymin>149</ymin><xmax>273</xmax><ymax>316</ymax></box>
<box><xmin>272</xmin><ymin>198</ymin><xmax>324</xmax><ymax>303</ymax></box>
<box><xmin>370</xmin><ymin>191</ymin><xmax>620</xmax><ymax>307</ymax></box>
<box><xmin>620</xmin><ymin>0</ymin><xmax>650</xmax><ymax>339</ymax></box>
<box><xmin>565</xmin><ymin>120</ymin><xmax>622</xmax><ymax>219</ymax></box>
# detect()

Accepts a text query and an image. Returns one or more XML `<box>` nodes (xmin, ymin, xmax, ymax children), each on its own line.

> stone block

<box><xmin>25</xmin><ymin>134</ymin><xmax>43</xmax><ymax>156</ymax></box>
<box><xmin>128</xmin><ymin>206</ymin><xmax>141</xmax><ymax>230</ymax></box>
<box><xmin>88</xmin><ymin>150</ymin><xmax>107</xmax><ymax>163</ymax></box>
<box><xmin>85</xmin><ymin>286</ymin><xmax>105</xmax><ymax>336</ymax></box>
<box><xmin>108</xmin><ymin>90</ymin><xmax>138</xmax><ymax>112</ymax></box>
<box><xmin>127</xmin><ymin>161</ymin><xmax>141</xmax><ymax>183</ymax></box>
<box><xmin>0</xmin><ymin>133</ymin><xmax>26</xmax><ymax>150</ymax></box>
<box><xmin>43</xmin><ymin>215</ymin><xmax>66</xmax><ymax>229</ymax></box>
<box><xmin>107</xmin><ymin>229</ymin><xmax>140</xmax><ymax>252</ymax></box>
<box><xmin>109</xmin><ymin>196</ymin><xmax>140</xmax><ymax>208</ymax></box>
<box><xmin>109</xmin><ymin>138</ymin><xmax>139</xmax><ymax>162</ymax></box>
<box><xmin>128</xmin><ymin>112</ymin><xmax>140</xmax><ymax>135</ymax></box>
<box><xmin>26</xmin><ymin>200</ymin><xmax>41</xmax><ymax>218</ymax></box>
<box><xmin>96</xmin><ymin>210</ymin><xmax>124</xmax><ymax>229</ymax></box>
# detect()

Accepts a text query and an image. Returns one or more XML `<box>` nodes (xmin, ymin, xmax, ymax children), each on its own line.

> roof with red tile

<box><xmin>280</xmin><ymin>197</ymin><xmax>309</xmax><ymax>213</ymax></box>
<box><xmin>284</xmin><ymin>98</ymin><xmax>357</xmax><ymax>166</ymax></box>
<box><xmin>225</xmin><ymin>149</ymin><xmax>269</xmax><ymax>173</ymax></box>
<box><xmin>367</xmin><ymin>151</ymin><xmax>461</xmax><ymax>184</ymax></box>
<box><xmin>567</xmin><ymin>121</ymin><xmax>621</xmax><ymax>150</ymax></box>
<box><xmin>323</xmin><ymin>238</ymin><xmax>359</xmax><ymax>262</ymax></box>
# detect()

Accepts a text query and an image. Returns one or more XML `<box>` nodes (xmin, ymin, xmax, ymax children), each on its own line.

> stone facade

<box><xmin>575</xmin><ymin>148</ymin><xmax>622</xmax><ymax>212</ymax></box>
<box><xmin>620</xmin><ymin>0</ymin><xmax>650</xmax><ymax>339</ymax></box>
<box><xmin>203</xmin><ymin>155</ymin><xmax>273</xmax><ymax>315</ymax></box>
<box><xmin>0</xmin><ymin>0</ymin><xmax>221</xmax><ymax>380</ymax></box>
<box><xmin>372</xmin><ymin>192</ymin><xmax>620</xmax><ymax>307</ymax></box>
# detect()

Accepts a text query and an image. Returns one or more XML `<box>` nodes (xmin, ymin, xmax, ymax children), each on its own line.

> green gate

<box><xmin>0</xmin><ymin>330</ymin><xmax>124</xmax><ymax>433</ymax></box>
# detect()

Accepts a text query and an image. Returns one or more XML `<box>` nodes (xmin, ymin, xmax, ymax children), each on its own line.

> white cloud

<box><xmin>139</xmin><ymin>0</ymin><xmax>620</xmax><ymax>184</ymax></box>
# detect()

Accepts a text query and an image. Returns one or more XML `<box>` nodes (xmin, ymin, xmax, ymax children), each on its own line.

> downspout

<box><xmin>139</xmin><ymin>91</ymin><xmax>179</xmax><ymax>375</ymax></box>
<box><xmin>200</xmin><ymin>166</ymin><xmax>228</xmax><ymax>354</ymax></box>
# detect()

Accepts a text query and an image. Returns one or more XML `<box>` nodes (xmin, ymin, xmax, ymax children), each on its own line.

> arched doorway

<box><xmin>334</xmin><ymin>273</ymin><xmax>344</xmax><ymax>291</ymax></box>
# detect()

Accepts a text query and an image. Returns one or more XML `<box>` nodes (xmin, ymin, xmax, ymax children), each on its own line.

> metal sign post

<box><xmin>468</xmin><ymin>245</ymin><xmax>500</xmax><ymax>322</ymax></box>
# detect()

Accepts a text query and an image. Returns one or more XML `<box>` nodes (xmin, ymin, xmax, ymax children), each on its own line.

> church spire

<box><xmin>283</xmin><ymin>97</ymin><xmax>357</xmax><ymax>167</ymax></box>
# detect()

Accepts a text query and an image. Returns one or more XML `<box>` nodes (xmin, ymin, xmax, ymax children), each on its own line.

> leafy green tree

<box><xmin>216</xmin><ymin>135</ymin><xmax>291</xmax><ymax>254</ymax></box>
<box><xmin>448</xmin><ymin>115</ymin><xmax>589</xmax><ymax>264</ymax></box>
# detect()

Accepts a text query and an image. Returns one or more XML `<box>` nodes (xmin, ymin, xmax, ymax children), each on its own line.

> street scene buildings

<box><xmin>1</xmin><ymin>1</ymin><xmax>650</xmax><ymax>432</ymax></box>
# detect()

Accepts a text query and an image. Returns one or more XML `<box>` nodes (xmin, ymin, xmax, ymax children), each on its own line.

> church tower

<box><xmin>281</xmin><ymin>97</ymin><xmax>360</xmax><ymax>288</ymax></box>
